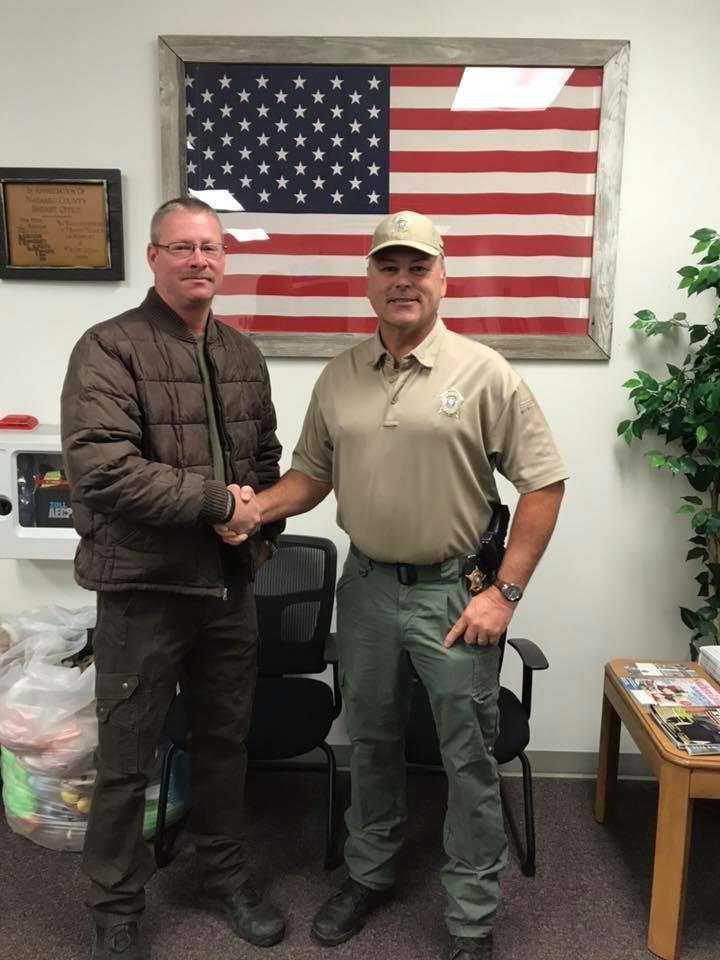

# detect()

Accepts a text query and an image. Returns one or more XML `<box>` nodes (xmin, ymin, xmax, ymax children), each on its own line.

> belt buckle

<box><xmin>396</xmin><ymin>563</ymin><xmax>417</xmax><ymax>586</ymax></box>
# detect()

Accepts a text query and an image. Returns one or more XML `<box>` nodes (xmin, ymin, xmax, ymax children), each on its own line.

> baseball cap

<box><xmin>368</xmin><ymin>211</ymin><xmax>444</xmax><ymax>258</ymax></box>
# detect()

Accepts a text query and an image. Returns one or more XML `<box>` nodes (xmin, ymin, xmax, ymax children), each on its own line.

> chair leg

<box><xmin>155</xmin><ymin>742</ymin><xmax>178</xmax><ymax>867</ymax></box>
<box><xmin>318</xmin><ymin>741</ymin><xmax>342</xmax><ymax>870</ymax></box>
<box><xmin>500</xmin><ymin>751</ymin><xmax>536</xmax><ymax>877</ymax></box>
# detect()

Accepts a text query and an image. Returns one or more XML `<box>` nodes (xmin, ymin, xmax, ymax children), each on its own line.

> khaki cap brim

<box><xmin>368</xmin><ymin>239</ymin><xmax>442</xmax><ymax>257</ymax></box>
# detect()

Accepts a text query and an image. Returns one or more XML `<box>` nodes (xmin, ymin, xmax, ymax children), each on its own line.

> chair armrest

<box><xmin>324</xmin><ymin>632</ymin><xmax>338</xmax><ymax>664</ymax></box>
<box><xmin>323</xmin><ymin>633</ymin><xmax>342</xmax><ymax>719</ymax></box>
<box><xmin>506</xmin><ymin>637</ymin><xmax>549</xmax><ymax>671</ymax></box>
<box><xmin>505</xmin><ymin>638</ymin><xmax>548</xmax><ymax>719</ymax></box>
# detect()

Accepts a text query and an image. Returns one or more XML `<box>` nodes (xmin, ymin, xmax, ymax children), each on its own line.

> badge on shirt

<box><xmin>438</xmin><ymin>386</ymin><xmax>464</xmax><ymax>419</ymax></box>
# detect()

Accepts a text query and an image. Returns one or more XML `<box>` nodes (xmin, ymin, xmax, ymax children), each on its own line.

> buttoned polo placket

<box><xmin>379</xmin><ymin>354</ymin><xmax>421</xmax><ymax>427</ymax></box>
<box><xmin>374</xmin><ymin>320</ymin><xmax>445</xmax><ymax>428</ymax></box>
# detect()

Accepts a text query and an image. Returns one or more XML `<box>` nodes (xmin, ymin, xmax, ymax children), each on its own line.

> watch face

<box><xmin>500</xmin><ymin>581</ymin><xmax>523</xmax><ymax>602</ymax></box>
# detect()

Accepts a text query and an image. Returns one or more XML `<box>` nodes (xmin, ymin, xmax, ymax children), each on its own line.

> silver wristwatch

<box><xmin>493</xmin><ymin>579</ymin><xmax>523</xmax><ymax>603</ymax></box>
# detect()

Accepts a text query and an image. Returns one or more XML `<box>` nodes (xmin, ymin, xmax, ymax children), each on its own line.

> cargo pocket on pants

<box><xmin>95</xmin><ymin>673</ymin><xmax>141</xmax><ymax>775</ymax></box>
<box><xmin>471</xmin><ymin>646</ymin><xmax>501</xmax><ymax>752</ymax></box>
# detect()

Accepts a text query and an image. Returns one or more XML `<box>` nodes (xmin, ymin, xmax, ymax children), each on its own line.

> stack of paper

<box><xmin>698</xmin><ymin>645</ymin><xmax>720</xmax><ymax>685</ymax></box>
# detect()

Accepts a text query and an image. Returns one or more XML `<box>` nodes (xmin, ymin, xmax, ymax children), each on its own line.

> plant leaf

<box><xmin>690</xmin><ymin>325</ymin><xmax>709</xmax><ymax>343</ymax></box>
<box><xmin>691</xmin><ymin>228</ymin><xmax>717</xmax><ymax>241</ymax></box>
<box><xmin>693</xmin><ymin>239</ymin><xmax>711</xmax><ymax>254</ymax></box>
<box><xmin>699</xmin><ymin>620</ymin><xmax>718</xmax><ymax>639</ymax></box>
<box><xmin>680</xmin><ymin>607</ymin><xmax>699</xmax><ymax>629</ymax></box>
<box><xmin>693</xmin><ymin>510</ymin><xmax>709</xmax><ymax>529</ymax></box>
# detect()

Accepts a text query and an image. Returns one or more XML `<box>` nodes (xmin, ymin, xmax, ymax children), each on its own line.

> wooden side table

<box><xmin>595</xmin><ymin>659</ymin><xmax>720</xmax><ymax>959</ymax></box>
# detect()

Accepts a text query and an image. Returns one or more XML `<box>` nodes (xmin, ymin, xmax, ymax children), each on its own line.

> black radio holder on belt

<box><xmin>463</xmin><ymin>503</ymin><xmax>510</xmax><ymax>595</ymax></box>
<box><xmin>477</xmin><ymin>503</ymin><xmax>510</xmax><ymax>577</ymax></box>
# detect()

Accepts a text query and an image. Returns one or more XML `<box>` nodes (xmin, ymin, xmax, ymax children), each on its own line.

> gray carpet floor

<box><xmin>0</xmin><ymin>772</ymin><xmax>718</xmax><ymax>960</ymax></box>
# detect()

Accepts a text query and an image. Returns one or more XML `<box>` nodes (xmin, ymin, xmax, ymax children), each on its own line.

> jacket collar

<box><xmin>143</xmin><ymin>287</ymin><xmax>219</xmax><ymax>343</ymax></box>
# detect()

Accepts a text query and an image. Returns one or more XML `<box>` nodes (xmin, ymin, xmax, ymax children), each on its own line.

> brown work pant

<box><xmin>82</xmin><ymin>573</ymin><xmax>257</xmax><ymax>923</ymax></box>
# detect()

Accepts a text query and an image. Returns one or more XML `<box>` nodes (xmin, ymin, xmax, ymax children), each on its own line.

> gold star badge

<box><xmin>465</xmin><ymin>565</ymin><xmax>488</xmax><ymax>595</ymax></box>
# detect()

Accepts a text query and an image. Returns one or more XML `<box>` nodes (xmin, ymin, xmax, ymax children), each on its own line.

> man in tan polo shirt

<box><xmin>218</xmin><ymin>211</ymin><xmax>566</xmax><ymax>960</ymax></box>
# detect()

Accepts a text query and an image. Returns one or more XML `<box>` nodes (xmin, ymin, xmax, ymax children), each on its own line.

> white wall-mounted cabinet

<box><xmin>0</xmin><ymin>427</ymin><xmax>78</xmax><ymax>560</ymax></box>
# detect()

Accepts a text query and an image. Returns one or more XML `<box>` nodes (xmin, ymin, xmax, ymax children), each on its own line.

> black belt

<box><xmin>350</xmin><ymin>544</ymin><xmax>466</xmax><ymax>586</ymax></box>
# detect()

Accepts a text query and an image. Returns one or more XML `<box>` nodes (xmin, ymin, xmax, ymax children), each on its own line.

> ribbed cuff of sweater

<box><xmin>199</xmin><ymin>479</ymin><xmax>234</xmax><ymax>524</ymax></box>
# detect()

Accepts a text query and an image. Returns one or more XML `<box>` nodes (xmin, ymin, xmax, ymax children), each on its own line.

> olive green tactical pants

<box><xmin>337</xmin><ymin>547</ymin><xmax>508</xmax><ymax>937</ymax></box>
<box><xmin>82</xmin><ymin>573</ymin><xmax>257</xmax><ymax>922</ymax></box>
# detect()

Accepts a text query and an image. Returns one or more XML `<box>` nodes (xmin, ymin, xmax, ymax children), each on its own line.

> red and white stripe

<box><xmin>216</xmin><ymin>66</ymin><xmax>600</xmax><ymax>337</ymax></box>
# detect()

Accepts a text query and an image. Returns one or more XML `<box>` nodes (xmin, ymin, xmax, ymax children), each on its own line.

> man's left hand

<box><xmin>443</xmin><ymin>586</ymin><xmax>516</xmax><ymax>648</ymax></box>
<box><xmin>213</xmin><ymin>523</ymin><xmax>247</xmax><ymax>546</ymax></box>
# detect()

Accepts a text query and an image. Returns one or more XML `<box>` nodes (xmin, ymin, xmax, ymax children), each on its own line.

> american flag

<box><xmin>184</xmin><ymin>63</ymin><xmax>600</xmax><ymax>337</ymax></box>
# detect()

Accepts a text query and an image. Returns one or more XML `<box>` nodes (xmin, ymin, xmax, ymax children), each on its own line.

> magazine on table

<box><xmin>619</xmin><ymin>676</ymin><xmax>720</xmax><ymax>708</ymax></box>
<box><xmin>650</xmin><ymin>705</ymin><xmax>720</xmax><ymax>754</ymax></box>
<box><xmin>622</xmin><ymin>662</ymin><xmax>700</xmax><ymax>678</ymax></box>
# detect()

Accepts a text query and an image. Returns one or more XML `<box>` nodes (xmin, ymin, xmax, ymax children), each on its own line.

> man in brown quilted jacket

<box><xmin>61</xmin><ymin>197</ymin><xmax>284</xmax><ymax>960</ymax></box>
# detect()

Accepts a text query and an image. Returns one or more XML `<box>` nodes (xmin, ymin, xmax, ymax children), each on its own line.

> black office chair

<box><xmin>245</xmin><ymin>534</ymin><xmax>343</xmax><ymax>869</ymax></box>
<box><xmin>404</xmin><ymin>505</ymin><xmax>548</xmax><ymax>877</ymax></box>
<box><xmin>155</xmin><ymin>535</ymin><xmax>342</xmax><ymax>868</ymax></box>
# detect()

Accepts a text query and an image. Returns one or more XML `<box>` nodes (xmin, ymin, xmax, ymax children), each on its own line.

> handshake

<box><xmin>213</xmin><ymin>483</ymin><xmax>261</xmax><ymax>546</ymax></box>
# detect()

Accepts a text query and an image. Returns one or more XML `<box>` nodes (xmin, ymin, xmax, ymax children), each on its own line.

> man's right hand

<box><xmin>221</xmin><ymin>483</ymin><xmax>260</xmax><ymax>538</ymax></box>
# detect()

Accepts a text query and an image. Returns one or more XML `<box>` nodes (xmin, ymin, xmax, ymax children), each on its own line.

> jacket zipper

<box><xmin>205</xmin><ymin>333</ymin><xmax>234</xmax><ymax>597</ymax></box>
<box><xmin>206</xmin><ymin>336</ymin><xmax>235</xmax><ymax>484</ymax></box>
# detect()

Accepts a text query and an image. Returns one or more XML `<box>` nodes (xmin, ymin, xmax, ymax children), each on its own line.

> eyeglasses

<box><xmin>153</xmin><ymin>241</ymin><xmax>226</xmax><ymax>258</ymax></box>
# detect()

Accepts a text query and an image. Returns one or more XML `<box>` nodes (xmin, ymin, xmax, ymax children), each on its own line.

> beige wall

<box><xmin>1</xmin><ymin>0</ymin><xmax>718</xmax><ymax>755</ymax></box>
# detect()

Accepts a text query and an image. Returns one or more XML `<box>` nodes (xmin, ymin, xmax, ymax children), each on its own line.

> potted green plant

<box><xmin>618</xmin><ymin>228</ymin><xmax>720</xmax><ymax>651</ymax></box>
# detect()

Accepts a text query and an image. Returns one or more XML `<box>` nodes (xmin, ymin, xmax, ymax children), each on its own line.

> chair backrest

<box><xmin>253</xmin><ymin>534</ymin><xmax>337</xmax><ymax>676</ymax></box>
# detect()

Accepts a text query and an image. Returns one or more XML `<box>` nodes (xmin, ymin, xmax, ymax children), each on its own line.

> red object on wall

<box><xmin>0</xmin><ymin>415</ymin><xmax>39</xmax><ymax>430</ymax></box>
